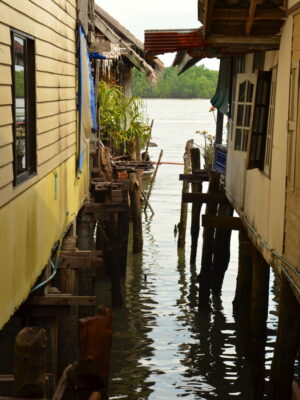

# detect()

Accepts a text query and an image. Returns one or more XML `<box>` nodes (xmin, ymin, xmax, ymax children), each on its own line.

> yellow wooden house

<box><xmin>0</xmin><ymin>0</ymin><xmax>93</xmax><ymax>329</ymax></box>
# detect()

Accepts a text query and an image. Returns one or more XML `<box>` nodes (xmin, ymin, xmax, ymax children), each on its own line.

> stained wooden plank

<box><xmin>213</xmin><ymin>8</ymin><xmax>285</xmax><ymax>21</ymax></box>
<box><xmin>38</xmin><ymin>133</ymin><xmax>76</xmax><ymax>165</ymax></box>
<box><xmin>0</xmin><ymin>105</ymin><xmax>12</xmax><ymax>126</ymax></box>
<box><xmin>1</xmin><ymin>0</ymin><xmax>75</xmax><ymax>41</ymax></box>
<box><xmin>26</xmin><ymin>295</ymin><xmax>96</xmax><ymax>306</ymax></box>
<box><xmin>36</xmin><ymin>40</ymin><xmax>75</xmax><ymax>64</ymax></box>
<box><xmin>182</xmin><ymin>192</ymin><xmax>229</xmax><ymax>204</ymax></box>
<box><xmin>206</xmin><ymin>34</ymin><xmax>280</xmax><ymax>45</ymax></box>
<box><xmin>83</xmin><ymin>202</ymin><xmax>130</xmax><ymax>214</ymax></box>
<box><xmin>0</xmin><ymin>23</ymin><xmax>11</xmax><ymax>45</ymax></box>
<box><xmin>0</xmin><ymin>65</ymin><xmax>11</xmax><ymax>85</ymax></box>
<box><xmin>37</xmin><ymin>144</ymin><xmax>75</xmax><ymax>175</ymax></box>
<box><xmin>37</xmin><ymin>110</ymin><xmax>75</xmax><ymax>134</ymax></box>
<box><xmin>0</xmin><ymin>125</ymin><xmax>13</xmax><ymax>147</ymax></box>
<box><xmin>246</xmin><ymin>0</ymin><xmax>258</xmax><ymax>35</ymax></box>
<box><xmin>37</xmin><ymin>100</ymin><xmax>76</xmax><ymax>119</ymax></box>
<box><xmin>0</xmin><ymin>160</ymin><xmax>13</xmax><ymax>188</ymax></box>
<box><xmin>36</xmin><ymin>55</ymin><xmax>76</xmax><ymax>76</ymax></box>
<box><xmin>0</xmin><ymin>43</ymin><xmax>11</xmax><ymax>65</ymax></box>
<box><xmin>0</xmin><ymin>2</ymin><xmax>75</xmax><ymax>51</ymax></box>
<box><xmin>36</xmin><ymin>72</ymin><xmax>75</xmax><ymax>88</ymax></box>
<box><xmin>37</xmin><ymin>122</ymin><xmax>76</xmax><ymax>149</ymax></box>
<box><xmin>37</xmin><ymin>87</ymin><xmax>76</xmax><ymax>102</ymax></box>
<box><xmin>30</xmin><ymin>0</ymin><xmax>76</xmax><ymax>28</ymax></box>
<box><xmin>179</xmin><ymin>173</ymin><xmax>209</xmax><ymax>182</ymax></box>
<box><xmin>0</xmin><ymin>145</ymin><xmax>13</xmax><ymax>167</ymax></box>
<box><xmin>202</xmin><ymin>215</ymin><xmax>242</xmax><ymax>230</ymax></box>
<box><xmin>0</xmin><ymin>85</ymin><xmax>12</xmax><ymax>106</ymax></box>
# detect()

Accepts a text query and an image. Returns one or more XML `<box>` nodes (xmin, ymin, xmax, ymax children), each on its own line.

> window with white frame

<box><xmin>233</xmin><ymin>74</ymin><xmax>256</xmax><ymax>151</ymax></box>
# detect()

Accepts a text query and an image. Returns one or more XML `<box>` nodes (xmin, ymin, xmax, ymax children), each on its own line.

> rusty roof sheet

<box><xmin>144</xmin><ymin>29</ymin><xmax>204</xmax><ymax>56</ymax></box>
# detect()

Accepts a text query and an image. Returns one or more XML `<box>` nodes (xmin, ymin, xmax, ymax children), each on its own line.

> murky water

<box><xmin>96</xmin><ymin>99</ymin><xmax>278</xmax><ymax>400</ymax></box>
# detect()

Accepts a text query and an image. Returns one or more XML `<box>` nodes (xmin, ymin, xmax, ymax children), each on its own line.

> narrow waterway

<box><xmin>96</xmin><ymin>99</ymin><xmax>278</xmax><ymax>400</ymax></box>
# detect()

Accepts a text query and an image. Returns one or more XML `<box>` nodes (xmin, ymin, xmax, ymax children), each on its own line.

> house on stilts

<box><xmin>145</xmin><ymin>1</ymin><xmax>300</xmax><ymax>399</ymax></box>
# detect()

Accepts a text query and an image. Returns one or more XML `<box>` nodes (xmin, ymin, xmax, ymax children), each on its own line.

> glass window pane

<box><xmin>237</xmin><ymin>105</ymin><xmax>244</xmax><ymax>126</ymax></box>
<box><xmin>235</xmin><ymin>128</ymin><xmax>242</xmax><ymax>150</ymax></box>
<box><xmin>14</xmin><ymin>35</ymin><xmax>27</xmax><ymax>175</ymax></box>
<box><xmin>239</xmin><ymin>81</ymin><xmax>246</xmax><ymax>102</ymax></box>
<box><xmin>246</xmin><ymin>82</ymin><xmax>254</xmax><ymax>102</ymax></box>
<box><xmin>242</xmin><ymin>130</ymin><xmax>248</xmax><ymax>151</ymax></box>
<box><xmin>244</xmin><ymin>105</ymin><xmax>252</xmax><ymax>127</ymax></box>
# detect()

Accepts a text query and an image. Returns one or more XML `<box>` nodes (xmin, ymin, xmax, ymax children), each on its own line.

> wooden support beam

<box><xmin>83</xmin><ymin>202</ymin><xmax>129</xmax><ymax>214</ymax></box>
<box><xmin>14</xmin><ymin>327</ymin><xmax>47</xmax><ymax>398</ymax></box>
<box><xmin>251</xmin><ymin>246</ymin><xmax>270</xmax><ymax>399</ymax></box>
<box><xmin>190</xmin><ymin>148</ymin><xmax>202</xmax><ymax>265</ymax></box>
<box><xmin>268</xmin><ymin>272</ymin><xmax>300</xmax><ymax>400</ymax></box>
<box><xmin>182</xmin><ymin>192</ymin><xmax>229</xmax><ymax>205</ymax></box>
<box><xmin>202</xmin><ymin>215</ymin><xmax>242</xmax><ymax>230</ymax></box>
<box><xmin>246</xmin><ymin>0</ymin><xmax>258</xmax><ymax>35</ymax></box>
<box><xmin>213</xmin><ymin>8</ymin><xmax>285</xmax><ymax>21</ymax></box>
<box><xmin>179</xmin><ymin>173</ymin><xmax>209</xmax><ymax>182</ymax></box>
<box><xmin>206</xmin><ymin>34</ymin><xmax>280</xmax><ymax>45</ymax></box>
<box><xmin>25</xmin><ymin>295</ymin><xmax>96</xmax><ymax>306</ymax></box>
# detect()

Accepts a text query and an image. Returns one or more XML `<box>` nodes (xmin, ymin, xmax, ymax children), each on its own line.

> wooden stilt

<box><xmin>233</xmin><ymin>228</ymin><xmax>253</xmax><ymax>314</ymax></box>
<box><xmin>144</xmin><ymin>149</ymin><xmax>163</xmax><ymax>211</ymax></box>
<box><xmin>14</xmin><ymin>327</ymin><xmax>47</xmax><ymax>398</ymax></box>
<box><xmin>117</xmin><ymin>211</ymin><xmax>129</xmax><ymax>278</ymax></box>
<box><xmin>178</xmin><ymin>140</ymin><xmax>193</xmax><ymax>249</ymax></box>
<box><xmin>129</xmin><ymin>172</ymin><xmax>143</xmax><ymax>253</ymax></box>
<box><xmin>251</xmin><ymin>247</ymin><xmax>270</xmax><ymax>400</ymax></box>
<box><xmin>268</xmin><ymin>273</ymin><xmax>300</xmax><ymax>400</ymax></box>
<box><xmin>190</xmin><ymin>148</ymin><xmax>202</xmax><ymax>265</ymax></box>
<box><xmin>198</xmin><ymin>171</ymin><xmax>220</xmax><ymax>309</ymax></box>
<box><xmin>211</xmin><ymin>203</ymin><xmax>234</xmax><ymax>296</ymax></box>
<box><xmin>76</xmin><ymin>306</ymin><xmax>112</xmax><ymax>400</ymax></box>
<box><xmin>107</xmin><ymin>213</ymin><xmax>123</xmax><ymax>306</ymax></box>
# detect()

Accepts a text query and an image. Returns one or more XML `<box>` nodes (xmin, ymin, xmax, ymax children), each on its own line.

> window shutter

<box><xmin>247</xmin><ymin>71</ymin><xmax>272</xmax><ymax>170</ymax></box>
<box><xmin>287</xmin><ymin>60</ymin><xmax>299</xmax><ymax>190</ymax></box>
<box><xmin>264</xmin><ymin>67</ymin><xmax>277</xmax><ymax>177</ymax></box>
<box><xmin>233</xmin><ymin>73</ymin><xmax>256</xmax><ymax>152</ymax></box>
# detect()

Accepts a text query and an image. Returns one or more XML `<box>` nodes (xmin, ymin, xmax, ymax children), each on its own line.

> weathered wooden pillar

<box><xmin>77</xmin><ymin>213</ymin><xmax>94</xmax><ymax>251</ymax></box>
<box><xmin>211</xmin><ymin>202</ymin><xmax>234</xmax><ymax>296</ymax></box>
<box><xmin>76</xmin><ymin>306</ymin><xmax>112</xmax><ymax>400</ymax></box>
<box><xmin>190</xmin><ymin>148</ymin><xmax>202</xmax><ymax>265</ymax></box>
<box><xmin>233</xmin><ymin>228</ymin><xmax>253</xmax><ymax>319</ymax></box>
<box><xmin>198</xmin><ymin>171</ymin><xmax>220</xmax><ymax>309</ymax></box>
<box><xmin>251</xmin><ymin>247</ymin><xmax>270</xmax><ymax>400</ymax></box>
<box><xmin>215</xmin><ymin>111</ymin><xmax>224</xmax><ymax>145</ymax></box>
<box><xmin>268</xmin><ymin>273</ymin><xmax>300</xmax><ymax>400</ymax></box>
<box><xmin>118</xmin><ymin>210</ymin><xmax>129</xmax><ymax>278</ymax></box>
<box><xmin>129</xmin><ymin>172</ymin><xmax>143</xmax><ymax>253</ymax></box>
<box><xmin>178</xmin><ymin>140</ymin><xmax>193</xmax><ymax>249</ymax></box>
<box><xmin>107</xmin><ymin>212</ymin><xmax>123</xmax><ymax>306</ymax></box>
<box><xmin>14</xmin><ymin>327</ymin><xmax>47</xmax><ymax>398</ymax></box>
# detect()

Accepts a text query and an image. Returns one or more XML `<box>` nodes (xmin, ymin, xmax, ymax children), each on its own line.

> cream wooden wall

<box><xmin>0</xmin><ymin>0</ymin><xmax>77</xmax><ymax>208</ymax></box>
<box><xmin>226</xmin><ymin>17</ymin><xmax>293</xmax><ymax>258</ymax></box>
<box><xmin>284</xmin><ymin>11</ymin><xmax>300</xmax><ymax>268</ymax></box>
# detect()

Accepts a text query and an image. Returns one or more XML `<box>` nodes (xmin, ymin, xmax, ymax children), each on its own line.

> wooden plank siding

<box><xmin>0</xmin><ymin>0</ymin><xmax>77</xmax><ymax>207</ymax></box>
<box><xmin>284</xmin><ymin>14</ymin><xmax>300</xmax><ymax>272</ymax></box>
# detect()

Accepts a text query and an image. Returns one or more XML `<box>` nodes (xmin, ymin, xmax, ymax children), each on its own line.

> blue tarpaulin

<box><xmin>78</xmin><ymin>26</ymin><xmax>97</xmax><ymax>173</ymax></box>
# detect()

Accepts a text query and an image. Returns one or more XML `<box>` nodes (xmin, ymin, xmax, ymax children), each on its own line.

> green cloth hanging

<box><xmin>210</xmin><ymin>58</ymin><xmax>231</xmax><ymax>116</ymax></box>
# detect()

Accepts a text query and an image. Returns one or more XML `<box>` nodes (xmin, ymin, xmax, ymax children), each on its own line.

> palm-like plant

<box><xmin>99</xmin><ymin>81</ymin><xmax>151</xmax><ymax>156</ymax></box>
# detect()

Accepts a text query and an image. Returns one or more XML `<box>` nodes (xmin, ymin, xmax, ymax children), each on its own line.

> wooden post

<box><xmin>76</xmin><ymin>306</ymin><xmax>112</xmax><ymax>400</ymax></box>
<box><xmin>215</xmin><ymin>110</ymin><xmax>224</xmax><ymax>145</ymax></box>
<box><xmin>251</xmin><ymin>247</ymin><xmax>270</xmax><ymax>400</ymax></box>
<box><xmin>198</xmin><ymin>171</ymin><xmax>220</xmax><ymax>309</ymax></box>
<box><xmin>14</xmin><ymin>327</ymin><xmax>47</xmax><ymax>398</ymax></box>
<box><xmin>268</xmin><ymin>273</ymin><xmax>300</xmax><ymax>400</ymax></box>
<box><xmin>107</xmin><ymin>212</ymin><xmax>123</xmax><ymax>306</ymax></box>
<box><xmin>129</xmin><ymin>172</ymin><xmax>143</xmax><ymax>253</ymax></box>
<box><xmin>233</xmin><ymin>228</ymin><xmax>253</xmax><ymax>339</ymax></box>
<box><xmin>144</xmin><ymin>149</ymin><xmax>163</xmax><ymax>210</ymax></box>
<box><xmin>211</xmin><ymin>203</ymin><xmax>234</xmax><ymax>296</ymax></box>
<box><xmin>117</xmin><ymin>210</ymin><xmax>129</xmax><ymax>278</ymax></box>
<box><xmin>190</xmin><ymin>148</ymin><xmax>202</xmax><ymax>265</ymax></box>
<box><xmin>178</xmin><ymin>140</ymin><xmax>193</xmax><ymax>249</ymax></box>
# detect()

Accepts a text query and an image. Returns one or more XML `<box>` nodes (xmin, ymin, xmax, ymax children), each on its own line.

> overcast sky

<box><xmin>95</xmin><ymin>0</ymin><xmax>219</xmax><ymax>70</ymax></box>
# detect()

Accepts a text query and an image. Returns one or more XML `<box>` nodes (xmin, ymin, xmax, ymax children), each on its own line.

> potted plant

<box><xmin>195</xmin><ymin>130</ymin><xmax>215</xmax><ymax>170</ymax></box>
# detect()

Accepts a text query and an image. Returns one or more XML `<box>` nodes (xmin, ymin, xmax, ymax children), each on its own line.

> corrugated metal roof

<box><xmin>144</xmin><ymin>29</ymin><xmax>204</xmax><ymax>56</ymax></box>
